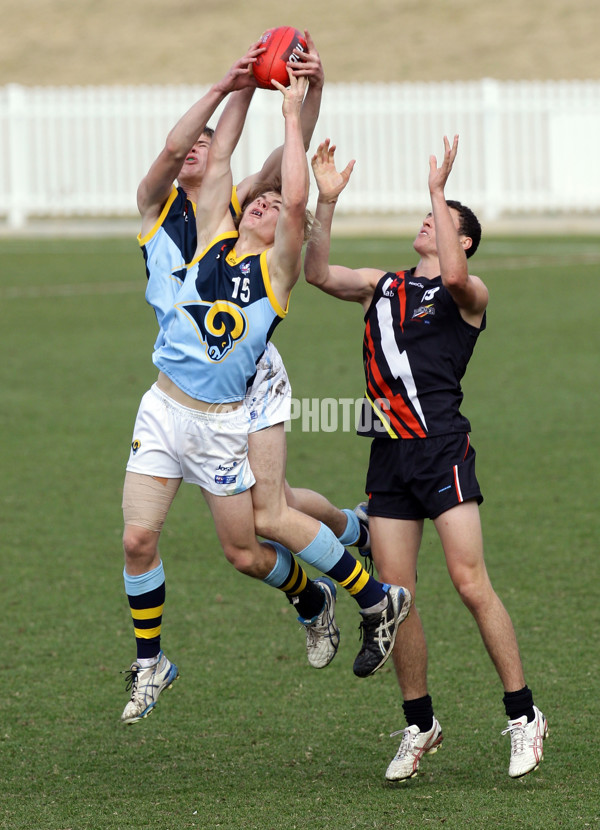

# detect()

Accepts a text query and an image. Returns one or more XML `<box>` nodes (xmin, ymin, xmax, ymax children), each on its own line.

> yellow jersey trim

<box><xmin>187</xmin><ymin>231</ymin><xmax>239</xmax><ymax>269</ymax></box>
<box><xmin>365</xmin><ymin>391</ymin><xmax>398</xmax><ymax>439</ymax></box>
<box><xmin>260</xmin><ymin>251</ymin><xmax>288</xmax><ymax>319</ymax></box>
<box><xmin>137</xmin><ymin>186</ymin><xmax>180</xmax><ymax>247</ymax></box>
<box><xmin>231</xmin><ymin>185</ymin><xmax>242</xmax><ymax>219</ymax></box>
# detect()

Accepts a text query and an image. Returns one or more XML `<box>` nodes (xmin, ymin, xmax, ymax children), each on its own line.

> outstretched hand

<box><xmin>272</xmin><ymin>68</ymin><xmax>308</xmax><ymax>117</ymax></box>
<box><xmin>429</xmin><ymin>134</ymin><xmax>458</xmax><ymax>196</ymax></box>
<box><xmin>311</xmin><ymin>139</ymin><xmax>355</xmax><ymax>203</ymax></box>
<box><xmin>217</xmin><ymin>41</ymin><xmax>265</xmax><ymax>93</ymax></box>
<box><xmin>286</xmin><ymin>30</ymin><xmax>324</xmax><ymax>89</ymax></box>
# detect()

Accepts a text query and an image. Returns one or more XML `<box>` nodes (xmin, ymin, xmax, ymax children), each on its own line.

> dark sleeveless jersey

<box><xmin>358</xmin><ymin>268</ymin><xmax>486</xmax><ymax>439</ymax></box>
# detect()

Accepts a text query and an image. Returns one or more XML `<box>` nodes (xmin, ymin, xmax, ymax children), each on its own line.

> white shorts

<box><xmin>246</xmin><ymin>342</ymin><xmax>291</xmax><ymax>433</ymax></box>
<box><xmin>125</xmin><ymin>384</ymin><xmax>255</xmax><ymax>496</ymax></box>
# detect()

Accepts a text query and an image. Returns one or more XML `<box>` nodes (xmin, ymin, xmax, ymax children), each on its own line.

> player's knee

<box><xmin>253</xmin><ymin>503</ymin><xmax>286</xmax><ymax>539</ymax></box>
<box><xmin>123</xmin><ymin>525</ymin><xmax>158</xmax><ymax>568</ymax></box>
<box><xmin>454</xmin><ymin>574</ymin><xmax>491</xmax><ymax>614</ymax></box>
<box><xmin>222</xmin><ymin>543</ymin><xmax>264</xmax><ymax>578</ymax></box>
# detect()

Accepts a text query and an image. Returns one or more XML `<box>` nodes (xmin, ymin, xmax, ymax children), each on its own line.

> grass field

<box><xmin>1</xmin><ymin>234</ymin><xmax>599</xmax><ymax>830</ymax></box>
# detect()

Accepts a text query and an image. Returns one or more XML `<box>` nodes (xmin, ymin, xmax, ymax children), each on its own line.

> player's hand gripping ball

<box><xmin>252</xmin><ymin>26</ymin><xmax>308</xmax><ymax>89</ymax></box>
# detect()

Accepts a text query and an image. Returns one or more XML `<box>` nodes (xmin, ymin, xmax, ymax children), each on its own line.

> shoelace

<box><xmin>389</xmin><ymin>727</ymin><xmax>415</xmax><ymax>759</ymax></box>
<box><xmin>306</xmin><ymin>607</ymin><xmax>335</xmax><ymax>641</ymax></box>
<box><xmin>122</xmin><ymin>666</ymin><xmax>139</xmax><ymax>698</ymax></box>
<box><xmin>357</xmin><ymin>614</ymin><xmax>377</xmax><ymax>642</ymax></box>
<box><xmin>358</xmin><ymin>596</ymin><xmax>394</xmax><ymax>643</ymax></box>
<box><xmin>501</xmin><ymin>721</ymin><xmax>526</xmax><ymax>754</ymax></box>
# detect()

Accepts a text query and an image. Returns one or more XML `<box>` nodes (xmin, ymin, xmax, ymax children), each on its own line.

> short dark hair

<box><xmin>237</xmin><ymin>178</ymin><xmax>314</xmax><ymax>242</ymax></box>
<box><xmin>446</xmin><ymin>199</ymin><xmax>481</xmax><ymax>258</ymax></box>
<box><xmin>201</xmin><ymin>126</ymin><xmax>215</xmax><ymax>140</ymax></box>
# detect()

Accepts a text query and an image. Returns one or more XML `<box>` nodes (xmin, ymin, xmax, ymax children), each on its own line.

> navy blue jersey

<box><xmin>358</xmin><ymin>268</ymin><xmax>485</xmax><ymax>439</ymax></box>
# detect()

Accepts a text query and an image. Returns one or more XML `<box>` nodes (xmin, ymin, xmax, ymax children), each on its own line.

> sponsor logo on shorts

<box><xmin>216</xmin><ymin>462</ymin><xmax>238</xmax><ymax>472</ymax></box>
<box><xmin>215</xmin><ymin>474</ymin><xmax>237</xmax><ymax>485</ymax></box>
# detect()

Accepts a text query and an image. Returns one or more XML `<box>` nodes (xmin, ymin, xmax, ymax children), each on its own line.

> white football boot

<box><xmin>385</xmin><ymin>718</ymin><xmax>443</xmax><ymax>781</ymax></box>
<box><xmin>121</xmin><ymin>651</ymin><xmax>179</xmax><ymax>724</ymax></box>
<box><xmin>502</xmin><ymin>705</ymin><xmax>548</xmax><ymax>777</ymax></box>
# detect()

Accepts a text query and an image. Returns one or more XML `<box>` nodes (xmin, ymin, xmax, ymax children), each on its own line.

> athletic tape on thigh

<box><xmin>122</xmin><ymin>472</ymin><xmax>181</xmax><ymax>532</ymax></box>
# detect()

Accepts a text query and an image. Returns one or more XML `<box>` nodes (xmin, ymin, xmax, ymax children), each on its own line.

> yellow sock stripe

<box><xmin>346</xmin><ymin>568</ymin><xmax>371</xmax><ymax>596</ymax></box>
<box><xmin>294</xmin><ymin>569</ymin><xmax>309</xmax><ymax>594</ymax></box>
<box><xmin>281</xmin><ymin>560</ymin><xmax>308</xmax><ymax>595</ymax></box>
<box><xmin>338</xmin><ymin>561</ymin><xmax>363</xmax><ymax>589</ymax></box>
<box><xmin>134</xmin><ymin>625</ymin><xmax>162</xmax><ymax>639</ymax></box>
<box><xmin>130</xmin><ymin>604</ymin><xmax>164</xmax><ymax>621</ymax></box>
<box><xmin>338</xmin><ymin>561</ymin><xmax>371</xmax><ymax>596</ymax></box>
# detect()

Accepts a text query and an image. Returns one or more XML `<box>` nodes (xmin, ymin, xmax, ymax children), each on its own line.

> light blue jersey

<box><xmin>153</xmin><ymin>232</ymin><xmax>288</xmax><ymax>403</ymax></box>
<box><xmin>138</xmin><ymin>185</ymin><xmax>242</xmax><ymax>349</ymax></box>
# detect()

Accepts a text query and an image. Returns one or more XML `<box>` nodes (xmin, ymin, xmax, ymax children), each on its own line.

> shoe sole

<box><xmin>356</xmin><ymin>587</ymin><xmax>413</xmax><ymax>678</ymax></box>
<box><xmin>121</xmin><ymin>668</ymin><xmax>180</xmax><ymax>725</ymax></box>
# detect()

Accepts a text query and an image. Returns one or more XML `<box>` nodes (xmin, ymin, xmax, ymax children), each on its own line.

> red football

<box><xmin>253</xmin><ymin>26</ymin><xmax>308</xmax><ymax>90</ymax></box>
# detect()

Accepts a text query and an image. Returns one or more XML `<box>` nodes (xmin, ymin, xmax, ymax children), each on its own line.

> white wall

<box><xmin>1</xmin><ymin>80</ymin><xmax>600</xmax><ymax>227</ymax></box>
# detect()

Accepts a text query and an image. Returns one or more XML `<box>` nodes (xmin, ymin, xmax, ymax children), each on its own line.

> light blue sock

<box><xmin>337</xmin><ymin>508</ymin><xmax>360</xmax><ymax>546</ymax></box>
<box><xmin>262</xmin><ymin>542</ymin><xmax>295</xmax><ymax>588</ymax></box>
<box><xmin>123</xmin><ymin>560</ymin><xmax>165</xmax><ymax>595</ymax></box>
<box><xmin>297</xmin><ymin>523</ymin><xmax>344</xmax><ymax>572</ymax></box>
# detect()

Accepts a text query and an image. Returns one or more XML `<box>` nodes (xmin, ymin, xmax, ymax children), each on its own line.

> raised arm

<box><xmin>263</xmin><ymin>70</ymin><xmax>310</xmax><ymax>304</ymax></box>
<box><xmin>137</xmin><ymin>43</ymin><xmax>262</xmax><ymax>236</ymax></box>
<box><xmin>430</xmin><ymin>135</ymin><xmax>488</xmax><ymax>319</ymax></box>
<box><xmin>236</xmin><ymin>31</ymin><xmax>324</xmax><ymax>206</ymax></box>
<box><xmin>194</xmin><ymin>87</ymin><xmax>257</xmax><ymax>253</ymax></box>
<box><xmin>304</xmin><ymin>140</ymin><xmax>382</xmax><ymax>308</ymax></box>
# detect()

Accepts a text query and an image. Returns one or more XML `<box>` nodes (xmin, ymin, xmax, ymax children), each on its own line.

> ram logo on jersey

<box><xmin>179</xmin><ymin>299</ymin><xmax>248</xmax><ymax>361</ymax></box>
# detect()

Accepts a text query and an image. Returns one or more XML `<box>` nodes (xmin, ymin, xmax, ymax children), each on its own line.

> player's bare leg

<box><xmin>434</xmin><ymin>501</ymin><xmax>526</xmax><ymax>692</ymax></box>
<box><xmin>370</xmin><ymin>516</ymin><xmax>426</xmax><ymax>698</ymax></box>
<box><xmin>249</xmin><ymin>424</ymin><xmax>410</xmax><ymax>675</ymax></box>
<box><xmin>284</xmin><ymin>483</ymin><xmax>348</xmax><ymax>539</ymax></box>
<box><xmin>249</xmin><ymin>424</ymin><xmax>341</xmax><ymax>666</ymax></box>
<box><xmin>121</xmin><ymin>473</ymin><xmax>182</xmax><ymax>724</ymax></box>
<box><xmin>435</xmin><ymin>501</ymin><xmax>545</xmax><ymax>778</ymax></box>
<box><xmin>201</xmin><ymin>487</ymin><xmax>277</xmax><ymax>578</ymax></box>
<box><xmin>370</xmin><ymin>516</ymin><xmax>442</xmax><ymax>780</ymax></box>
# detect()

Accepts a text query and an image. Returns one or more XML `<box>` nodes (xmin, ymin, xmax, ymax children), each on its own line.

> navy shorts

<box><xmin>365</xmin><ymin>433</ymin><xmax>483</xmax><ymax>521</ymax></box>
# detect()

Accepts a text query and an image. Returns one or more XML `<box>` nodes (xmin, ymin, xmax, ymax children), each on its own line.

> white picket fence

<box><xmin>1</xmin><ymin>79</ymin><xmax>600</xmax><ymax>227</ymax></box>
